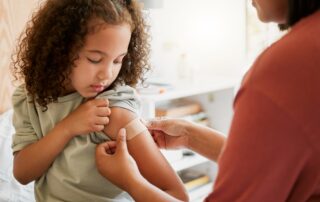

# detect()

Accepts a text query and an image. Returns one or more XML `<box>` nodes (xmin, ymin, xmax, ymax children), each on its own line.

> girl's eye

<box><xmin>113</xmin><ymin>60</ymin><xmax>123</xmax><ymax>65</ymax></box>
<box><xmin>87</xmin><ymin>57</ymin><xmax>102</xmax><ymax>64</ymax></box>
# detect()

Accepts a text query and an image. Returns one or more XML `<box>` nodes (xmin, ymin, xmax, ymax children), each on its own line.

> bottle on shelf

<box><xmin>176</xmin><ymin>53</ymin><xmax>194</xmax><ymax>83</ymax></box>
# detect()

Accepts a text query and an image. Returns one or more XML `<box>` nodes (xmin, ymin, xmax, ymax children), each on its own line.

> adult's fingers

<box><xmin>96</xmin><ymin>141</ymin><xmax>115</xmax><ymax>156</ymax></box>
<box><xmin>116</xmin><ymin>128</ymin><xmax>128</xmax><ymax>154</ymax></box>
<box><xmin>152</xmin><ymin>130</ymin><xmax>166</xmax><ymax>148</ymax></box>
<box><xmin>146</xmin><ymin>119</ymin><xmax>168</xmax><ymax>131</ymax></box>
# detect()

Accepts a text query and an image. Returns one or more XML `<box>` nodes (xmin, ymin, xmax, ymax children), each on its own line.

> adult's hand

<box><xmin>146</xmin><ymin>118</ymin><xmax>193</xmax><ymax>150</ymax></box>
<box><xmin>95</xmin><ymin>129</ymin><xmax>143</xmax><ymax>192</ymax></box>
<box><xmin>148</xmin><ymin>118</ymin><xmax>226</xmax><ymax>161</ymax></box>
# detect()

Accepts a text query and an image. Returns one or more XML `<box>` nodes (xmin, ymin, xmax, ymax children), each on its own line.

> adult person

<box><xmin>95</xmin><ymin>0</ymin><xmax>320</xmax><ymax>201</ymax></box>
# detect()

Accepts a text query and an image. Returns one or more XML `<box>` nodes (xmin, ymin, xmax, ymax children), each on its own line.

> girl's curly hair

<box><xmin>12</xmin><ymin>0</ymin><xmax>150</xmax><ymax>109</ymax></box>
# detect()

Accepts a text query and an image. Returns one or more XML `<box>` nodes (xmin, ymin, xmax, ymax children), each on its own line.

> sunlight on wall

<box><xmin>146</xmin><ymin>0</ymin><xmax>247</xmax><ymax>83</ymax></box>
<box><xmin>0</xmin><ymin>0</ymin><xmax>43</xmax><ymax>113</ymax></box>
<box><xmin>245</xmin><ymin>1</ymin><xmax>285</xmax><ymax>70</ymax></box>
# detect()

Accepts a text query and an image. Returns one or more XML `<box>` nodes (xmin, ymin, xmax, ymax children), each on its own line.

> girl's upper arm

<box><xmin>103</xmin><ymin>107</ymin><xmax>186</xmax><ymax>194</ymax></box>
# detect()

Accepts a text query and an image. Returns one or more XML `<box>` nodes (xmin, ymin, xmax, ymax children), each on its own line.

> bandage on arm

<box><xmin>124</xmin><ymin>118</ymin><xmax>148</xmax><ymax>140</ymax></box>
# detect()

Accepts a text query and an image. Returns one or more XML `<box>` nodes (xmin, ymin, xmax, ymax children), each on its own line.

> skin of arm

<box><xmin>13</xmin><ymin>99</ymin><xmax>110</xmax><ymax>185</ymax></box>
<box><xmin>186</xmin><ymin>123</ymin><xmax>226</xmax><ymax>162</ymax></box>
<box><xmin>96</xmin><ymin>118</ymin><xmax>226</xmax><ymax>202</ymax></box>
<box><xmin>96</xmin><ymin>129</ymin><xmax>183</xmax><ymax>202</ymax></box>
<box><xmin>103</xmin><ymin>108</ymin><xmax>189</xmax><ymax>201</ymax></box>
<box><xmin>13</xmin><ymin>123</ymin><xmax>73</xmax><ymax>185</ymax></box>
<box><xmin>148</xmin><ymin>119</ymin><xmax>226</xmax><ymax>162</ymax></box>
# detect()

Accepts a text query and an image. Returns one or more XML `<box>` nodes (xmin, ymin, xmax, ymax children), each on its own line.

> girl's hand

<box><xmin>59</xmin><ymin>98</ymin><xmax>111</xmax><ymax>138</ymax></box>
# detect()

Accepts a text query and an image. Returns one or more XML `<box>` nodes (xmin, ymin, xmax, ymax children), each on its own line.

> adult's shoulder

<box><xmin>246</xmin><ymin>11</ymin><xmax>320</xmax><ymax>89</ymax></box>
<box><xmin>237</xmin><ymin>12</ymin><xmax>320</xmax><ymax>134</ymax></box>
<box><xmin>238</xmin><ymin>11</ymin><xmax>320</xmax><ymax>117</ymax></box>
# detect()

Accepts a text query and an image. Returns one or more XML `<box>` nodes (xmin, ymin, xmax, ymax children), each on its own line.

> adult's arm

<box><xmin>148</xmin><ymin>119</ymin><xmax>226</xmax><ymax>162</ymax></box>
<box><xmin>187</xmin><ymin>124</ymin><xmax>226</xmax><ymax>161</ymax></box>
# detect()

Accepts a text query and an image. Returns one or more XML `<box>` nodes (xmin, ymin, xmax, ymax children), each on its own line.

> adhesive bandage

<box><xmin>124</xmin><ymin>118</ymin><xmax>148</xmax><ymax>140</ymax></box>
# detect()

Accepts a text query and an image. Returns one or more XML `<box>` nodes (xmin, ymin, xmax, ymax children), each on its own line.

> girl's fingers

<box><xmin>96</xmin><ymin>107</ymin><xmax>111</xmax><ymax>117</ymax></box>
<box><xmin>95</xmin><ymin>117</ymin><xmax>110</xmax><ymax>125</ymax></box>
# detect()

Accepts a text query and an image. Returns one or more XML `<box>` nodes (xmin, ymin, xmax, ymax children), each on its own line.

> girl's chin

<box><xmin>80</xmin><ymin>92</ymin><xmax>98</xmax><ymax>99</ymax></box>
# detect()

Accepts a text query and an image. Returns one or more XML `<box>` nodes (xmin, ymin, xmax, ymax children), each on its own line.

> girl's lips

<box><xmin>91</xmin><ymin>85</ymin><xmax>104</xmax><ymax>92</ymax></box>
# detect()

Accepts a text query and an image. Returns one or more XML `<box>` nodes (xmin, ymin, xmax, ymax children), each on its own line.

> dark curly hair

<box><xmin>12</xmin><ymin>0</ymin><xmax>150</xmax><ymax>109</ymax></box>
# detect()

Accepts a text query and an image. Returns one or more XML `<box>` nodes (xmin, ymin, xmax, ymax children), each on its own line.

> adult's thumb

<box><xmin>116</xmin><ymin>128</ymin><xmax>128</xmax><ymax>154</ymax></box>
<box><xmin>147</xmin><ymin>119</ymin><xmax>167</xmax><ymax>130</ymax></box>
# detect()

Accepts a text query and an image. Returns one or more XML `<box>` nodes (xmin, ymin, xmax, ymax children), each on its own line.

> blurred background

<box><xmin>0</xmin><ymin>1</ymin><xmax>287</xmax><ymax>201</ymax></box>
<box><xmin>141</xmin><ymin>0</ymin><xmax>284</xmax><ymax>84</ymax></box>
<box><xmin>1</xmin><ymin>0</ymin><xmax>284</xmax><ymax>85</ymax></box>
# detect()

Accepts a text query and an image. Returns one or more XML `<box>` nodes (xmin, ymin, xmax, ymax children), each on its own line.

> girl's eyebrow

<box><xmin>86</xmin><ymin>50</ymin><xmax>127</xmax><ymax>57</ymax></box>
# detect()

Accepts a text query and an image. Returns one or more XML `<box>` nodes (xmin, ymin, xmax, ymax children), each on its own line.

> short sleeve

<box><xmin>90</xmin><ymin>85</ymin><xmax>141</xmax><ymax>144</ymax></box>
<box><xmin>97</xmin><ymin>85</ymin><xmax>141</xmax><ymax>115</ymax></box>
<box><xmin>11</xmin><ymin>85</ymin><xmax>39</xmax><ymax>153</ymax></box>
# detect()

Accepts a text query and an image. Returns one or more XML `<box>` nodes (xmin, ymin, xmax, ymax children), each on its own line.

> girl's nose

<box><xmin>98</xmin><ymin>65</ymin><xmax>113</xmax><ymax>81</ymax></box>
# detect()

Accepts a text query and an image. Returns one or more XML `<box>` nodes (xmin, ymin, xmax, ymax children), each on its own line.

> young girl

<box><xmin>11</xmin><ymin>0</ymin><xmax>188</xmax><ymax>201</ymax></box>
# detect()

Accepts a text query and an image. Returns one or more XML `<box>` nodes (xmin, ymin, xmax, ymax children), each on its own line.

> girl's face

<box><xmin>252</xmin><ymin>0</ymin><xmax>288</xmax><ymax>24</ymax></box>
<box><xmin>67</xmin><ymin>21</ymin><xmax>131</xmax><ymax>98</ymax></box>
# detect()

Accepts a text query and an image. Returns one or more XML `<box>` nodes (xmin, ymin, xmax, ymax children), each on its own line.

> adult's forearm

<box><xmin>186</xmin><ymin>124</ymin><xmax>226</xmax><ymax>162</ymax></box>
<box><xmin>13</xmin><ymin>123</ymin><xmax>72</xmax><ymax>184</ymax></box>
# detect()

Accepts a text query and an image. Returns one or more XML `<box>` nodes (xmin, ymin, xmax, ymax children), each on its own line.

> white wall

<box><xmin>146</xmin><ymin>0</ymin><xmax>247</xmax><ymax>82</ymax></box>
<box><xmin>0</xmin><ymin>0</ymin><xmax>43</xmax><ymax>113</ymax></box>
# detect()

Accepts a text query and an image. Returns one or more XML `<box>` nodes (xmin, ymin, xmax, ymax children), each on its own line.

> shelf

<box><xmin>171</xmin><ymin>154</ymin><xmax>209</xmax><ymax>172</ymax></box>
<box><xmin>140</xmin><ymin>76</ymin><xmax>236</xmax><ymax>102</ymax></box>
<box><xmin>137</xmin><ymin>76</ymin><xmax>233</xmax><ymax>199</ymax></box>
<box><xmin>189</xmin><ymin>182</ymin><xmax>214</xmax><ymax>202</ymax></box>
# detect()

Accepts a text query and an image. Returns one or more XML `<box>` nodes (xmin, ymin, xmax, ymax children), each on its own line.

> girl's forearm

<box><xmin>163</xmin><ymin>188</ymin><xmax>189</xmax><ymax>202</ymax></box>
<box><xmin>13</xmin><ymin>122</ymin><xmax>73</xmax><ymax>184</ymax></box>
<box><xmin>186</xmin><ymin>124</ymin><xmax>226</xmax><ymax>162</ymax></box>
<box><xmin>129</xmin><ymin>177</ymin><xmax>183</xmax><ymax>202</ymax></box>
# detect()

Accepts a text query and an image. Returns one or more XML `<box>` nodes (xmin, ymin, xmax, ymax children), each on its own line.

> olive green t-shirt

<box><xmin>12</xmin><ymin>85</ymin><xmax>140</xmax><ymax>202</ymax></box>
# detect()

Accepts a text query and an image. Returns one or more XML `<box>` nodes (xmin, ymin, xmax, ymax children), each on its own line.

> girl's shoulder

<box><xmin>12</xmin><ymin>84</ymin><xmax>30</xmax><ymax>107</ymax></box>
<box><xmin>100</xmin><ymin>85</ymin><xmax>138</xmax><ymax>97</ymax></box>
<box><xmin>97</xmin><ymin>85</ymin><xmax>140</xmax><ymax>111</ymax></box>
